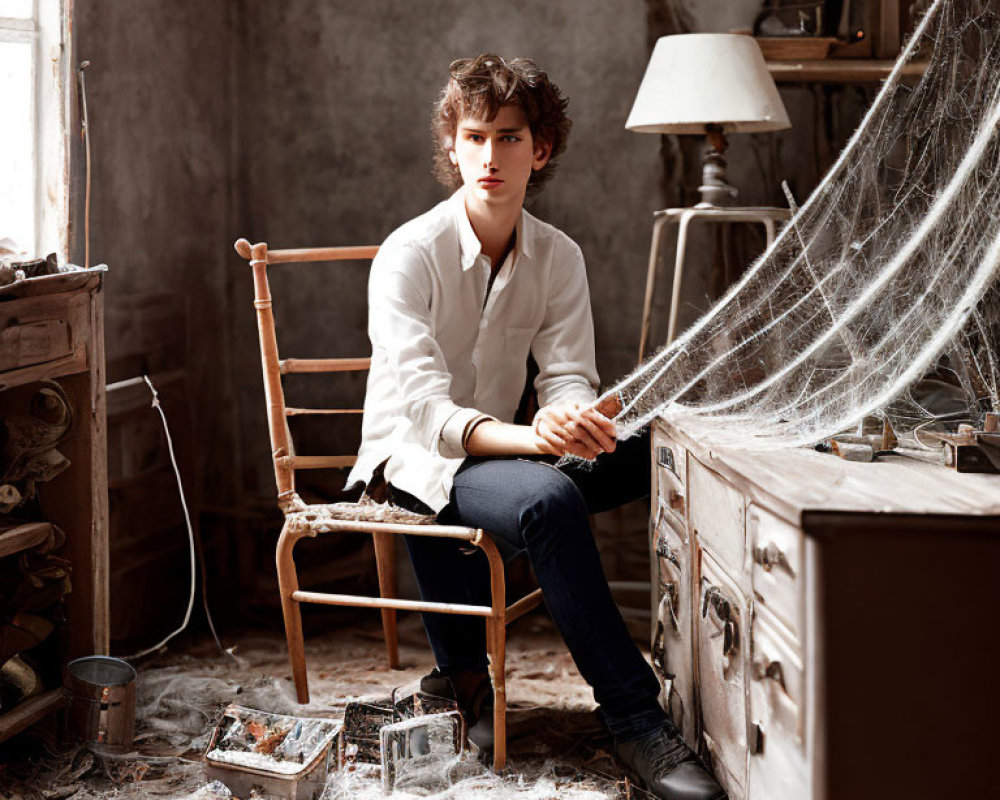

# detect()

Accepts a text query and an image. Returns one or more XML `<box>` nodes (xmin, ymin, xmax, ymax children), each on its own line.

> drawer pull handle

<box><xmin>656</xmin><ymin>445</ymin><xmax>676</xmax><ymax>474</ymax></box>
<box><xmin>661</xmin><ymin>581</ymin><xmax>680</xmax><ymax>632</ymax></box>
<box><xmin>651</xmin><ymin>619</ymin><xmax>668</xmax><ymax>677</ymax></box>
<box><xmin>752</xmin><ymin>542</ymin><xmax>795</xmax><ymax>577</ymax></box>
<box><xmin>656</xmin><ymin>539</ymin><xmax>680</xmax><ymax>569</ymax></box>
<box><xmin>668</xmin><ymin>490</ymin><xmax>685</xmax><ymax>515</ymax></box>
<box><xmin>701</xmin><ymin>581</ymin><xmax>740</xmax><ymax>658</ymax></box>
<box><xmin>652</xmin><ymin>593</ymin><xmax>679</xmax><ymax>677</ymax></box>
<box><xmin>753</xmin><ymin>658</ymin><xmax>787</xmax><ymax>691</ymax></box>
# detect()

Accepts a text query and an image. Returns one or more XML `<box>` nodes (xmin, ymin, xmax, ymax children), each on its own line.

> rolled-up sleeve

<box><xmin>531</xmin><ymin>242</ymin><xmax>600</xmax><ymax>407</ymax></box>
<box><xmin>368</xmin><ymin>244</ymin><xmax>481</xmax><ymax>457</ymax></box>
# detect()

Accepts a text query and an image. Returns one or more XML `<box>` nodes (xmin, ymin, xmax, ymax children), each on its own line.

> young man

<box><xmin>347</xmin><ymin>54</ymin><xmax>724</xmax><ymax>800</ymax></box>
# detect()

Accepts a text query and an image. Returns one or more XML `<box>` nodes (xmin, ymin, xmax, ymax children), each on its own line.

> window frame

<box><xmin>0</xmin><ymin>0</ymin><xmax>71</xmax><ymax>260</ymax></box>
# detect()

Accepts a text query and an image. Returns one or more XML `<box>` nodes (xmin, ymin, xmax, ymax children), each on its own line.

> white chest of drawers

<box><xmin>649</xmin><ymin>416</ymin><xmax>1000</xmax><ymax>800</ymax></box>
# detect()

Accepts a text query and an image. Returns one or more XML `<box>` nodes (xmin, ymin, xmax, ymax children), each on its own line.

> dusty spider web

<box><xmin>607</xmin><ymin>0</ymin><xmax>1000</xmax><ymax>449</ymax></box>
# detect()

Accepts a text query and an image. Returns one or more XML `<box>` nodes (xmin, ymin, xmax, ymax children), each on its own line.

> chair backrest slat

<box><xmin>280</xmin><ymin>357</ymin><xmax>371</xmax><ymax>374</ymax></box>
<box><xmin>288</xmin><ymin>455</ymin><xmax>357</xmax><ymax>470</ymax></box>
<box><xmin>268</xmin><ymin>245</ymin><xmax>379</xmax><ymax>264</ymax></box>
<box><xmin>285</xmin><ymin>407</ymin><xmax>364</xmax><ymax>417</ymax></box>
<box><xmin>235</xmin><ymin>238</ymin><xmax>378</xmax><ymax>509</ymax></box>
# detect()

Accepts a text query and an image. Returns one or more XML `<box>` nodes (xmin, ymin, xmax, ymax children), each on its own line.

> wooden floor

<box><xmin>0</xmin><ymin>612</ymin><xmax>632</xmax><ymax>798</ymax></box>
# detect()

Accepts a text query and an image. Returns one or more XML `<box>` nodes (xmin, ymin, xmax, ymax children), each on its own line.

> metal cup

<box><xmin>64</xmin><ymin>655</ymin><xmax>136</xmax><ymax>753</ymax></box>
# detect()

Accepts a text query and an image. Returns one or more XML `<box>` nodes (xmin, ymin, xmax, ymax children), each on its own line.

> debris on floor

<box><xmin>0</xmin><ymin>616</ymin><xmax>629</xmax><ymax>799</ymax></box>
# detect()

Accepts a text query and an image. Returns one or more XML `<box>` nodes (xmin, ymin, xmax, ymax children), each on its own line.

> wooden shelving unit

<box><xmin>0</xmin><ymin>690</ymin><xmax>66</xmax><ymax>743</ymax></box>
<box><xmin>0</xmin><ymin>269</ymin><xmax>108</xmax><ymax>744</ymax></box>
<box><xmin>0</xmin><ymin>522</ymin><xmax>52</xmax><ymax>559</ymax></box>
<box><xmin>768</xmin><ymin>58</ymin><xmax>929</xmax><ymax>83</ymax></box>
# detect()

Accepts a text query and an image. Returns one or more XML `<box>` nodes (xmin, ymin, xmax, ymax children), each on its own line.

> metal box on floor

<box><xmin>203</xmin><ymin>705</ymin><xmax>340</xmax><ymax>800</ymax></box>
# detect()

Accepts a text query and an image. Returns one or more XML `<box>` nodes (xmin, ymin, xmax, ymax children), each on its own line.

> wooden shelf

<box><xmin>0</xmin><ymin>270</ymin><xmax>108</xmax><ymax>744</ymax></box>
<box><xmin>768</xmin><ymin>59</ymin><xmax>929</xmax><ymax>83</ymax></box>
<box><xmin>0</xmin><ymin>522</ymin><xmax>52</xmax><ymax>559</ymax></box>
<box><xmin>0</xmin><ymin>689</ymin><xmax>66</xmax><ymax>744</ymax></box>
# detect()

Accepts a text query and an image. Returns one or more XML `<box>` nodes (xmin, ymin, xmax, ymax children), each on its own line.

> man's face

<box><xmin>450</xmin><ymin>104</ymin><xmax>551</xmax><ymax>207</ymax></box>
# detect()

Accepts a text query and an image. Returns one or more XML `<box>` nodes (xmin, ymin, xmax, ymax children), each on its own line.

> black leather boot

<box><xmin>613</xmin><ymin>726</ymin><xmax>727</xmax><ymax>800</ymax></box>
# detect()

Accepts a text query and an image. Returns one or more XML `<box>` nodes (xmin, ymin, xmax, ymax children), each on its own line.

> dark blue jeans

<box><xmin>402</xmin><ymin>430</ymin><xmax>670</xmax><ymax>741</ymax></box>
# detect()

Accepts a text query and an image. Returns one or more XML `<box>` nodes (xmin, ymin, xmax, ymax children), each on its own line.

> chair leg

<box><xmin>276</xmin><ymin>522</ymin><xmax>310</xmax><ymax>704</ymax></box>
<box><xmin>372</xmin><ymin>531</ymin><xmax>400</xmax><ymax>669</ymax></box>
<box><xmin>487</xmin><ymin>616</ymin><xmax>508</xmax><ymax>771</ymax></box>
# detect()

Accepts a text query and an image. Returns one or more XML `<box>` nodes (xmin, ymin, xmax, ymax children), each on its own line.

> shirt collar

<box><xmin>451</xmin><ymin>187</ymin><xmax>534</xmax><ymax>272</ymax></box>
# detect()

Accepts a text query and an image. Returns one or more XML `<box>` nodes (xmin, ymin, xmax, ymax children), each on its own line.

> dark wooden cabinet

<box><xmin>0</xmin><ymin>270</ymin><xmax>109</xmax><ymax>743</ymax></box>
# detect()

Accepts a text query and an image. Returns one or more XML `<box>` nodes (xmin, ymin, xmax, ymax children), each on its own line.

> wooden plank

<box><xmin>285</xmin><ymin>407</ymin><xmax>363</xmax><ymax>416</ymax></box>
<box><xmin>103</xmin><ymin>291</ymin><xmax>184</xmax><ymax>384</ymax></box>
<box><xmin>88</xmin><ymin>283</ymin><xmax>110</xmax><ymax>656</ymax></box>
<box><xmin>267</xmin><ymin>245</ymin><xmax>378</xmax><ymax>264</ymax></box>
<box><xmin>0</xmin><ymin>318</ymin><xmax>72</xmax><ymax>372</ymax></box>
<box><xmin>0</xmin><ymin>689</ymin><xmax>66</xmax><ymax>744</ymax></box>
<box><xmin>768</xmin><ymin>59</ymin><xmax>928</xmax><ymax>83</ymax></box>
<box><xmin>657</xmin><ymin>416</ymin><xmax>1000</xmax><ymax>521</ymax></box>
<box><xmin>294</xmin><ymin>517</ymin><xmax>478</xmax><ymax>539</ymax></box>
<box><xmin>0</xmin><ymin>269</ymin><xmax>101</xmax><ymax>301</ymax></box>
<box><xmin>876</xmin><ymin>0</ymin><xmax>901</xmax><ymax>60</ymax></box>
<box><xmin>280</xmin><ymin>357</ymin><xmax>370</xmax><ymax>374</ymax></box>
<box><xmin>0</xmin><ymin>522</ymin><xmax>52</xmax><ymax>558</ymax></box>
<box><xmin>506</xmin><ymin>588</ymin><xmax>544</xmax><ymax>624</ymax></box>
<box><xmin>288</xmin><ymin>455</ymin><xmax>356</xmax><ymax>469</ymax></box>
<box><xmin>0</xmin><ymin>349</ymin><xmax>87</xmax><ymax>391</ymax></box>
<box><xmin>293</xmin><ymin>590</ymin><xmax>492</xmax><ymax>617</ymax></box>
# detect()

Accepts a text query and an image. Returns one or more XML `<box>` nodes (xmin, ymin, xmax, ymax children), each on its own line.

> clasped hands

<box><xmin>533</xmin><ymin>394</ymin><xmax>623</xmax><ymax>460</ymax></box>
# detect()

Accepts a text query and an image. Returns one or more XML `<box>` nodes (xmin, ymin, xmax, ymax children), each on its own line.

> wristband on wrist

<box><xmin>461</xmin><ymin>414</ymin><xmax>494</xmax><ymax>452</ymax></box>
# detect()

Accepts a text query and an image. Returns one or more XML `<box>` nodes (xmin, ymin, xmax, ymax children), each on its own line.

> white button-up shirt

<box><xmin>347</xmin><ymin>188</ymin><xmax>599</xmax><ymax>512</ymax></box>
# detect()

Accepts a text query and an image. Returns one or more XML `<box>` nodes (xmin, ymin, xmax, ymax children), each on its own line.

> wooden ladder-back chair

<box><xmin>234</xmin><ymin>238</ymin><xmax>543</xmax><ymax>770</ymax></box>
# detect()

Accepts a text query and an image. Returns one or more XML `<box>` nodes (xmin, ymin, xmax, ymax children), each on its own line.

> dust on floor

<box><xmin>1</xmin><ymin>613</ymin><xmax>643</xmax><ymax>799</ymax></box>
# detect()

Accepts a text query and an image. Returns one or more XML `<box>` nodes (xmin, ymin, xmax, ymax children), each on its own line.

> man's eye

<box><xmin>467</xmin><ymin>133</ymin><xmax>484</xmax><ymax>142</ymax></box>
<box><xmin>502</xmin><ymin>135</ymin><xmax>521</xmax><ymax>142</ymax></box>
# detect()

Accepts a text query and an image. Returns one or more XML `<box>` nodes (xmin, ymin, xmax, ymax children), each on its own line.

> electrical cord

<box><xmin>122</xmin><ymin>375</ymin><xmax>231</xmax><ymax>661</ymax></box>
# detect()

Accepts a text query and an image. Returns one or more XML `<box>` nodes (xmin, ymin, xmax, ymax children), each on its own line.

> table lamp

<box><xmin>626</xmin><ymin>33</ymin><xmax>790</xmax><ymax>207</ymax></box>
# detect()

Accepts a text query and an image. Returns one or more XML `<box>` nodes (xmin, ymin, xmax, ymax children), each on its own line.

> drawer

<box><xmin>651</xmin><ymin>508</ymin><xmax>696</xmax><ymax>744</ymax></box>
<box><xmin>750</xmin><ymin>604</ymin><xmax>805</xmax><ymax>743</ymax></box>
<box><xmin>749</xmin><ymin>504</ymin><xmax>803</xmax><ymax>640</ymax></box>
<box><xmin>0</xmin><ymin>292</ymin><xmax>80</xmax><ymax>373</ymax></box>
<box><xmin>749</xmin><ymin>605</ymin><xmax>808</xmax><ymax>799</ymax></box>
<box><xmin>652</xmin><ymin>425</ymin><xmax>686</xmax><ymax>523</ymax></box>
<box><xmin>689</xmin><ymin>458</ymin><xmax>746</xmax><ymax>580</ymax></box>
<box><xmin>696</xmin><ymin>550</ymin><xmax>748</xmax><ymax>798</ymax></box>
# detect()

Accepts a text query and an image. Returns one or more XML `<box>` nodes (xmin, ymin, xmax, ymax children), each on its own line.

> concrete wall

<box><xmin>73</xmin><ymin>1</ymin><xmax>240</xmax><ymax>641</ymax></box>
<box><xmin>231</xmin><ymin>0</ymin><xmax>660</xmax><ymax>494</ymax></box>
<box><xmin>72</xmin><ymin>0</ymin><xmax>664</xmax><ymax>632</ymax></box>
<box><xmin>74</xmin><ymin>0</ymin><xmax>238</xmax><ymax>500</ymax></box>
<box><xmin>72</xmin><ymin>0</ymin><xmax>873</xmax><ymax>634</ymax></box>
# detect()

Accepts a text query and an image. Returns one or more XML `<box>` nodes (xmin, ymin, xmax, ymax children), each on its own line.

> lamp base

<box><xmin>696</xmin><ymin>127</ymin><xmax>738</xmax><ymax>208</ymax></box>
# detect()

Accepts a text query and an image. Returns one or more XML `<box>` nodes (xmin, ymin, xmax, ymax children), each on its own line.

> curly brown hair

<box><xmin>431</xmin><ymin>54</ymin><xmax>571</xmax><ymax>196</ymax></box>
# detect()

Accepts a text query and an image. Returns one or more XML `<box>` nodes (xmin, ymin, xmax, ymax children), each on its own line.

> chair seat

<box><xmin>284</xmin><ymin>495</ymin><xmax>438</xmax><ymax>535</ymax></box>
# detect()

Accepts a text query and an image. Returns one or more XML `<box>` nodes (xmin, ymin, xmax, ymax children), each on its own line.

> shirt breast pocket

<box><xmin>504</xmin><ymin>327</ymin><xmax>535</xmax><ymax>360</ymax></box>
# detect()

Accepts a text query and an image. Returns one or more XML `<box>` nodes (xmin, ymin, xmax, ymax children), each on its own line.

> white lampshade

<box><xmin>626</xmin><ymin>33</ymin><xmax>790</xmax><ymax>134</ymax></box>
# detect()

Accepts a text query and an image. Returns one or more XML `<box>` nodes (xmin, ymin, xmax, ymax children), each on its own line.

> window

<box><xmin>0</xmin><ymin>0</ymin><xmax>71</xmax><ymax>260</ymax></box>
